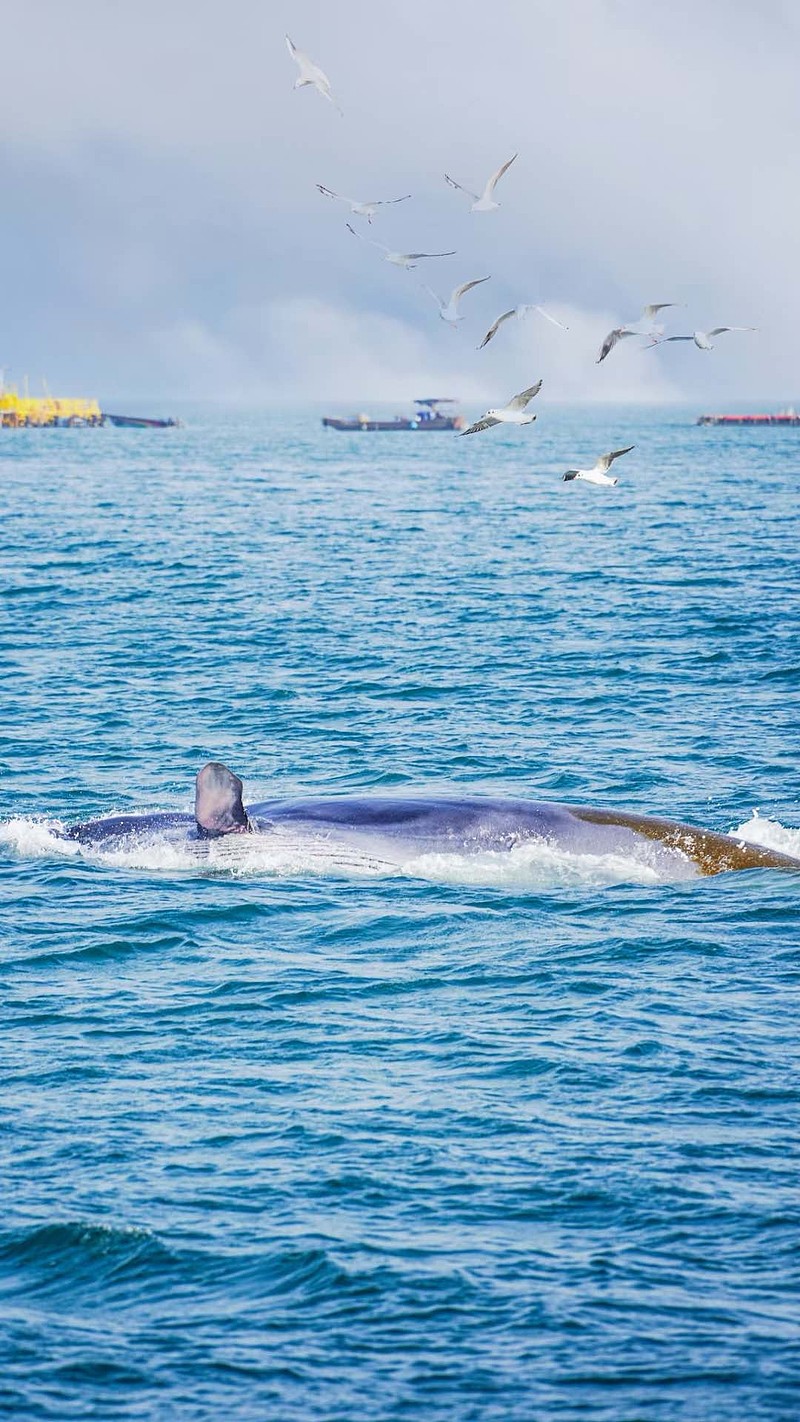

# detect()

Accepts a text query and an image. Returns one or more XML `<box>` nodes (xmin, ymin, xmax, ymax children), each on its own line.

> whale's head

<box><xmin>195</xmin><ymin>762</ymin><xmax>251</xmax><ymax>838</ymax></box>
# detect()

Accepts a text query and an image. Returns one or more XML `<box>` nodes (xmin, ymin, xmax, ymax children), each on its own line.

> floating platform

<box><xmin>697</xmin><ymin>409</ymin><xmax>800</xmax><ymax>426</ymax></box>
<box><xmin>0</xmin><ymin>390</ymin><xmax>102</xmax><ymax>427</ymax></box>
<box><xmin>0</xmin><ymin>386</ymin><xmax>181</xmax><ymax>429</ymax></box>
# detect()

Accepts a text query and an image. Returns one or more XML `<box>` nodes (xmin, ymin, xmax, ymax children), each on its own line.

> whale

<box><xmin>61</xmin><ymin>761</ymin><xmax>800</xmax><ymax>877</ymax></box>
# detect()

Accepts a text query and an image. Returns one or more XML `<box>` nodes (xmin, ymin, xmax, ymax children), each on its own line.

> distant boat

<box><xmin>697</xmin><ymin>407</ymin><xmax>800</xmax><ymax>426</ymax></box>
<box><xmin>103</xmin><ymin>413</ymin><xmax>182</xmax><ymax>429</ymax></box>
<box><xmin>323</xmin><ymin>398</ymin><xmax>465</xmax><ymax>432</ymax></box>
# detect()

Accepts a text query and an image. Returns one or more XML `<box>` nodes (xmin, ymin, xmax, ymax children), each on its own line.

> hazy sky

<box><xmin>2</xmin><ymin>0</ymin><xmax>799</xmax><ymax>403</ymax></box>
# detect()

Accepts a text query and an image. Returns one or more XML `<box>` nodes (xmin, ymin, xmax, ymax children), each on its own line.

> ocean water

<box><xmin>1</xmin><ymin>405</ymin><xmax>799</xmax><ymax>1420</ymax></box>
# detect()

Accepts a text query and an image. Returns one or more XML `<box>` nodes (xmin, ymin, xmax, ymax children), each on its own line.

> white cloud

<box><xmin>144</xmin><ymin>297</ymin><xmax>679</xmax><ymax>407</ymax></box>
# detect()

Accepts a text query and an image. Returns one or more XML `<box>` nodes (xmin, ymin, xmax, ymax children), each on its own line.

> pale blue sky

<box><xmin>1</xmin><ymin>0</ymin><xmax>797</xmax><ymax>403</ymax></box>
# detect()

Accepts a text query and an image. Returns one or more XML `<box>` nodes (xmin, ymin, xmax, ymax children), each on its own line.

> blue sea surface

<box><xmin>1</xmin><ymin>406</ymin><xmax>799</xmax><ymax>1420</ymax></box>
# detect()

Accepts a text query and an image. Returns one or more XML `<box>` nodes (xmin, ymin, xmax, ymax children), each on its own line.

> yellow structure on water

<box><xmin>0</xmin><ymin>382</ymin><xmax>102</xmax><ymax>427</ymax></box>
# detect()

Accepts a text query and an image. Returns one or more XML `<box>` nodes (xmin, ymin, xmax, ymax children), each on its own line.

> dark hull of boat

<box><xmin>322</xmin><ymin>416</ymin><xmax>463</xmax><ymax>432</ymax></box>
<box><xmin>103</xmin><ymin>414</ymin><xmax>181</xmax><ymax>429</ymax></box>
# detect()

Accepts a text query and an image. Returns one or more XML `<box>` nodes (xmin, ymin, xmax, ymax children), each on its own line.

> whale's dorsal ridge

<box><xmin>195</xmin><ymin>761</ymin><xmax>250</xmax><ymax>837</ymax></box>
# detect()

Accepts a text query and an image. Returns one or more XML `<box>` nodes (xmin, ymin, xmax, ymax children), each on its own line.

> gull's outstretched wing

<box><xmin>346</xmin><ymin>222</ymin><xmax>390</xmax><ymax>255</ymax></box>
<box><xmin>478</xmin><ymin>310</ymin><xmax>516</xmax><ymax>349</ymax></box>
<box><xmin>642</xmin><ymin>303</ymin><xmax>677</xmax><ymax>321</ymax></box>
<box><xmin>459</xmin><ymin>415</ymin><xmax>501</xmax><ymax>436</ymax></box>
<box><xmin>402</xmin><ymin>250</ymin><xmax>456</xmax><ymax>261</ymax></box>
<box><xmin>596</xmin><ymin>446</ymin><xmax>635</xmax><ymax>473</ymax></box>
<box><xmin>445</xmin><ymin>173</ymin><xmax>479</xmax><ymax>202</ymax></box>
<box><xmin>451</xmin><ymin>276</ymin><xmax>490</xmax><ymax>305</ymax></box>
<box><xmin>317</xmin><ymin>184</ymin><xmax>349</xmax><ymax>205</ymax></box>
<box><xmin>422</xmin><ymin>285</ymin><xmax>444</xmax><ymax>311</ymax></box>
<box><xmin>370</xmin><ymin>195</ymin><xmax>412</xmax><ymax>207</ymax></box>
<box><xmin>707</xmin><ymin>326</ymin><xmax>754</xmax><ymax>338</ymax></box>
<box><xmin>482</xmin><ymin>153</ymin><xmax>518</xmax><ymax>200</ymax></box>
<box><xmin>505</xmin><ymin>380</ymin><xmax>543</xmax><ymax>412</ymax></box>
<box><xmin>596</xmin><ymin>327</ymin><xmax>634</xmax><ymax>363</ymax></box>
<box><xmin>527</xmin><ymin>304</ymin><xmax>569</xmax><ymax>330</ymax></box>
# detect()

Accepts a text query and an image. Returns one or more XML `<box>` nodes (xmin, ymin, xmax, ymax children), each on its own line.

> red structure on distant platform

<box><xmin>697</xmin><ymin>408</ymin><xmax>800</xmax><ymax>426</ymax></box>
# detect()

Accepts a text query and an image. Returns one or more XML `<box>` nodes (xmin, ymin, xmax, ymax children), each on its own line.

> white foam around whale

<box><xmin>729</xmin><ymin>811</ymin><xmax>800</xmax><ymax>862</ymax></box>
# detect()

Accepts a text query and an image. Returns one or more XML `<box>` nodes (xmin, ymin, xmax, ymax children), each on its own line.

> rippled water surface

<box><xmin>1</xmin><ymin>407</ymin><xmax>799</xmax><ymax>1419</ymax></box>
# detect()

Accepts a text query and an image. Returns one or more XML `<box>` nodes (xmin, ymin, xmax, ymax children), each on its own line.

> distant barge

<box><xmin>697</xmin><ymin>408</ymin><xmax>800</xmax><ymax>426</ymax></box>
<box><xmin>323</xmin><ymin>397</ymin><xmax>465</xmax><ymax>432</ymax></box>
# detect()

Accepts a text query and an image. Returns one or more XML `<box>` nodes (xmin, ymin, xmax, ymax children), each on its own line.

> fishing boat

<box><xmin>323</xmin><ymin>398</ymin><xmax>465</xmax><ymax>432</ymax></box>
<box><xmin>103</xmin><ymin>413</ymin><xmax>182</xmax><ymax>429</ymax></box>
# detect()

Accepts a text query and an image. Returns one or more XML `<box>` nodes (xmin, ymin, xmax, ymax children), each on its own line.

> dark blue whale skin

<box><xmin>64</xmin><ymin>794</ymin><xmax>800</xmax><ymax>875</ymax></box>
<box><xmin>64</xmin><ymin>797</ymin><xmax>572</xmax><ymax>851</ymax></box>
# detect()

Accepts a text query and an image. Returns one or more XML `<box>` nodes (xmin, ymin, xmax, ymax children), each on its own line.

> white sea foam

<box><xmin>0</xmin><ymin>818</ymin><xmax>82</xmax><ymax>861</ymax></box>
<box><xmin>0</xmin><ymin>820</ymin><xmax>395</xmax><ymax>881</ymax></box>
<box><xmin>730</xmin><ymin>811</ymin><xmax>800</xmax><ymax>861</ymax></box>
<box><xmin>401</xmin><ymin>840</ymin><xmax>681</xmax><ymax>889</ymax></box>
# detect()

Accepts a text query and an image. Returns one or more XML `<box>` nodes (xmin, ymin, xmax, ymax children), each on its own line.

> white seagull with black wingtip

<box><xmin>444</xmin><ymin>155</ymin><xmax>518</xmax><ymax>212</ymax></box>
<box><xmin>478</xmin><ymin>304</ymin><xmax>569</xmax><ymax>350</ymax></box>
<box><xmin>648</xmin><ymin>326</ymin><xmax>755</xmax><ymax>351</ymax></box>
<box><xmin>562</xmin><ymin>446</ymin><xmax>635</xmax><ymax>486</ymax></box>
<box><xmin>316</xmin><ymin>186</ymin><xmax>411</xmax><ymax>224</ymax></box>
<box><xmin>597</xmin><ymin>304</ymin><xmax>679</xmax><ymax>362</ymax></box>
<box><xmin>286</xmin><ymin>35</ymin><xmax>342</xmax><ymax>114</ymax></box>
<box><xmin>346</xmin><ymin>223</ymin><xmax>455</xmax><ymax>270</ymax></box>
<box><xmin>459</xmin><ymin>381</ymin><xmax>543</xmax><ymax>436</ymax></box>
<box><xmin>596</xmin><ymin>327</ymin><xmax>637</xmax><ymax>364</ymax></box>
<box><xmin>423</xmin><ymin>276</ymin><xmax>490</xmax><ymax>325</ymax></box>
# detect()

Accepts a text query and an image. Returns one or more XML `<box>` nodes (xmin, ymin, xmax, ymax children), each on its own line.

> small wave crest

<box><xmin>0</xmin><ymin>1221</ymin><xmax>172</xmax><ymax>1301</ymax></box>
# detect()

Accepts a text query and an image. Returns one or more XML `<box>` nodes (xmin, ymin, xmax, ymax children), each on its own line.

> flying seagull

<box><xmin>478</xmin><ymin>304</ymin><xmax>569</xmax><ymax>350</ymax></box>
<box><xmin>648</xmin><ymin>327</ymin><xmax>756</xmax><ymax>351</ymax></box>
<box><xmin>346</xmin><ymin>223</ymin><xmax>455</xmax><ymax>270</ymax></box>
<box><xmin>316</xmin><ymin>186</ymin><xmax>411</xmax><ymax>223</ymax></box>
<box><xmin>596</xmin><ymin>327</ymin><xmax>638</xmax><ymax>363</ymax></box>
<box><xmin>286</xmin><ymin>35</ymin><xmax>342</xmax><ymax>114</ymax></box>
<box><xmin>597</xmin><ymin>303</ymin><xmax>679</xmax><ymax>361</ymax></box>
<box><xmin>563</xmin><ymin>446</ymin><xmax>635</xmax><ymax>487</ymax></box>
<box><xmin>423</xmin><ymin>276</ymin><xmax>490</xmax><ymax>325</ymax></box>
<box><xmin>640</xmin><ymin>303</ymin><xmax>678</xmax><ymax>325</ymax></box>
<box><xmin>459</xmin><ymin>381</ymin><xmax>543</xmax><ymax>436</ymax></box>
<box><xmin>444</xmin><ymin>155</ymin><xmax>518</xmax><ymax>212</ymax></box>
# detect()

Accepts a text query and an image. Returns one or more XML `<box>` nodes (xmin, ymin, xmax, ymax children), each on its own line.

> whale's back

<box><xmin>248</xmin><ymin>795</ymin><xmax>574</xmax><ymax>850</ymax></box>
<box><xmin>250</xmin><ymin>795</ymin><xmax>800</xmax><ymax>875</ymax></box>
